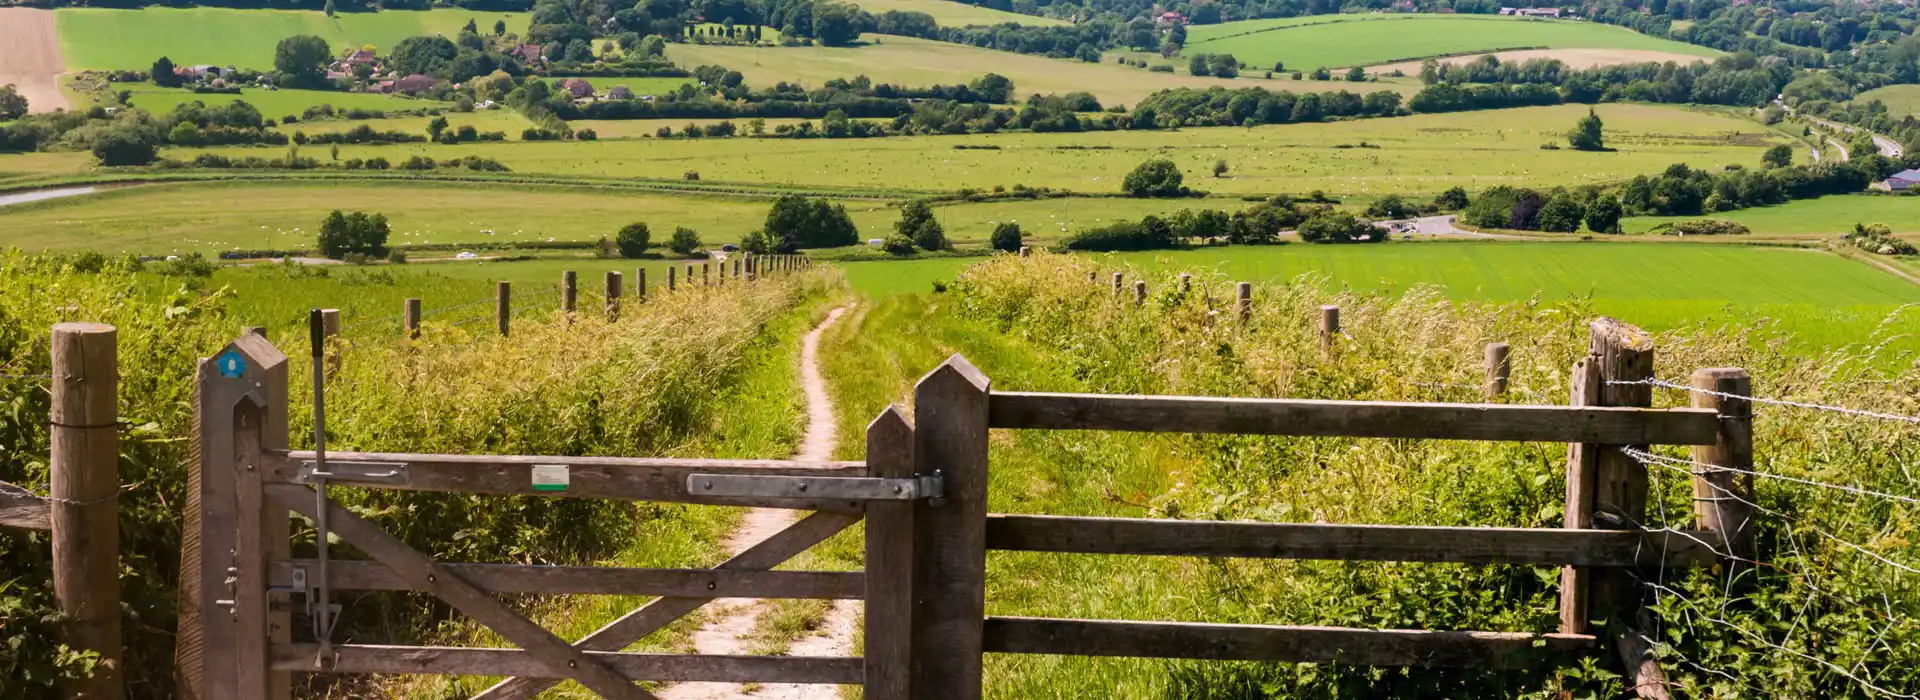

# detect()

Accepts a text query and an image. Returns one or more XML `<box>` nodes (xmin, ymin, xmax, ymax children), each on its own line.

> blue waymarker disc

<box><xmin>217</xmin><ymin>350</ymin><xmax>246</xmax><ymax>378</ymax></box>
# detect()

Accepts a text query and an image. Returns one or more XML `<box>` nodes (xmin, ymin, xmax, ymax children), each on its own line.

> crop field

<box><xmin>1186</xmin><ymin>14</ymin><xmax>1719</xmax><ymax>69</ymax></box>
<box><xmin>840</xmin><ymin>242</ymin><xmax>1920</xmax><ymax>348</ymax></box>
<box><xmin>54</xmin><ymin>7</ymin><xmax>530</xmax><ymax>71</ymax></box>
<box><xmin>184</xmin><ymin>104</ymin><xmax>1788</xmax><ymax>198</ymax></box>
<box><xmin>96</xmin><ymin>84</ymin><xmax>448</xmax><ymax>120</ymax></box>
<box><xmin>290</xmin><ymin>108</ymin><xmax>532</xmax><ymax>136</ymax></box>
<box><xmin>844</xmin><ymin>0</ymin><xmax>1062</xmax><ymax>26</ymax></box>
<box><xmin>1855</xmin><ymin>84</ymin><xmax>1920</xmax><ymax>116</ymax></box>
<box><xmin>660</xmin><ymin>35</ymin><xmax>1407</xmax><ymax>107</ymax></box>
<box><xmin>0</xmin><ymin>8</ymin><xmax>69</xmax><ymax>113</ymax></box>
<box><xmin>1368</xmin><ymin>47</ymin><xmax>1713</xmax><ymax>75</ymax></box>
<box><xmin>1622</xmin><ymin>194</ymin><xmax>1920</xmax><ymax>236</ymax></box>
<box><xmin>0</xmin><ymin>181</ymin><xmax>791</xmax><ymax>255</ymax></box>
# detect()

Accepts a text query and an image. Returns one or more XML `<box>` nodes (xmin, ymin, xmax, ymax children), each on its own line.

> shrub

<box><xmin>577</xmin><ymin>128</ymin><xmax>599</xmax><ymax>141</ymax></box>
<box><xmin>1063</xmin><ymin>216</ymin><xmax>1178</xmax><ymax>251</ymax></box>
<box><xmin>400</xmin><ymin>155</ymin><xmax>436</xmax><ymax>170</ymax></box>
<box><xmin>388</xmin><ymin>250</ymin><xmax>408</xmax><ymax>264</ymax></box>
<box><xmin>91</xmin><ymin>129</ymin><xmax>157</xmax><ymax>166</ymax></box>
<box><xmin>317</xmin><ymin>210</ymin><xmax>392</xmax><ymax>259</ymax></box>
<box><xmin>365</xmin><ymin>156</ymin><xmax>391</xmax><ymax>170</ymax></box>
<box><xmin>896</xmin><ymin>200</ymin><xmax>948</xmax><ymax>251</ymax></box>
<box><xmin>1648</xmin><ymin>219</ymin><xmax>1751</xmax><ymax>236</ymax></box>
<box><xmin>669</xmin><ymin>226</ymin><xmax>702</xmax><ymax>255</ymax></box>
<box><xmin>990</xmin><ymin>222</ymin><xmax>1023</xmax><ymax>252</ymax></box>
<box><xmin>616</xmin><ymin>222</ymin><xmax>651</xmax><ymax>258</ymax></box>
<box><xmin>1843</xmin><ymin>222</ymin><xmax>1917</xmax><ymax>255</ymax></box>
<box><xmin>1122</xmin><ymin>159</ymin><xmax>1186</xmax><ymax>198</ymax></box>
<box><xmin>1297</xmin><ymin>210</ymin><xmax>1384</xmax><ymax>243</ymax></box>
<box><xmin>882</xmin><ymin>232</ymin><xmax>917</xmax><ymax>256</ymax></box>
<box><xmin>684</xmin><ymin>170</ymin><xmax>701</xmax><ymax>181</ymax></box>
<box><xmin>1364</xmin><ymin>195</ymin><xmax>1414</xmax><ymax>220</ymax></box>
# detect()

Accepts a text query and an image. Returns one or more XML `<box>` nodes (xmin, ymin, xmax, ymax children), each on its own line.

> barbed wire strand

<box><xmin>1624</xmin><ymin>447</ymin><xmax>1920</xmax><ymax>507</ymax></box>
<box><xmin>1611</xmin><ymin>377</ymin><xmax>1920</xmax><ymax>425</ymax></box>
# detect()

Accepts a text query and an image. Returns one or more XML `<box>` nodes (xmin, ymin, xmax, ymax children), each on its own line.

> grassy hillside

<box><xmin>1855</xmin><ymin>84</ymin><xmax>1920</xmax><ymax>117</ymax></box>
<box><xmin>1622</xmin><ymin>194</ymin><xmax>1920</xmax><ymax>235</ymax></box>
<box><xmin>54</xmin><ymin>7</ymin><xmax>530</xmax><ymax>71</ymax></box>
<box><xmin>160</xmin><ymin>103</ymin><xmax>1785</xmax><ymax>198</ymax></box>
<box><xmin>1187</xmin><ymin>14</ymin><xmax>1720</xmax><ymax>69</ymax></box>
<box><xmin>847</xmin><ymin>0</ymin><xmax>1062</xmax><ymax>26</ymax></box>
<box><xmin>662</xmin><ymin>35</ymin><xmax>1415</xmax><ymax>106</ymax></box>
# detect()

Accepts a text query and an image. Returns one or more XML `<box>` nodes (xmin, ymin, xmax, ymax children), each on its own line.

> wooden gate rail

<box><xmin>270</xmin><ymin>645</ymin><xmax>863</xmax><ymax>683</ymax></box>
<box><xmin>267</xmin><ymin>560</ymin><xmax>865</xmax><ymax>598</ymax></box>
<box><xmin>981</xmin><ymin>618</ymin><xmax>1595</xmax><ymax>667</ymax></box>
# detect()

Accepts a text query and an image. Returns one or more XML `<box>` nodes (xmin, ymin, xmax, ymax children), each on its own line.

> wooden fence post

<box><xmin>746</xmin><ymin>253</ymin><xmax>757</xmax><ymax>282</ymax></box>
<box><xmin>404</xmin><ymin>298</ymin><xmax>421</xmax><ymax>339</ymax></box>
<box><xmin>180</xmin><ymin>333</ymin><xmax>289</xmax><ymax>700</ymax></box>
<box><xmin>1559</xmin><ymin>357</ymin><xmax>1601</xmax><ymax>637</ymax></box>
<box><xmin>1111</xmin><ymin>272</ymin><xmax>1122</xmax><ymax>295</ymax></box>
<box><xmin>669</xmin><ymin>266</ymin><xmax>677</xmax><ymax>292</ymax></box>
<box><xmin>495</xmin><ymin>281</ymin><xmax>510</xmax><ymax>337</ymax></box>
<box><xmin>1690</xmin><ymin>368</ymin><xmax>1755</xmax><ymax>563</ymax></box>
<box><xmin>604</xmin><ymin>271</ymin><xmax>622</xmax><ymax>321</ymax></box>
<box><xmin>1133</xmin><ymin>280</ymin><xmax>1146</xmax><ymax>307</ymax></box>
<box><xmin>911</xmin><ymin>356</ymin><xmax>990</xmax><ymax>700</ymax></box>
<box><xmin>51</xmin><ymin>323</ymin><xmax>122</xmax><ymax>700</ymax></box>
<box><xmin>702</xmin><ymin>262</ymin><xmax>710</xmax><ymax>286</ymax></box>
<box><xmin>1484</xmin><ymin>342</ymin><xmax>1510</xmax><ymax>399</ymax></box>
<box><xmin>1178</xmin><ymin>273</ymin><xmax>1191</xmax><ymax>295</ymax></box>
<box><xmin>561</xmin><ymin>271</ymin><xmax>577</xmax><ymax>317</ymax></box>
<box><xmin>865</xmin><ymin>407</ymin><xmax>916</xmax><ymax>700</ymax></box>
<box><xmin>734</xmin><ymin>257</ymin><xmax>742</xmax><ymax>280</ymax></box>
<box><xmin>319</xmin><ymin>309</ymin><xmax>340</xmax><ymax>376</ymax></box>
<box><xmin>1018</xmin><ymin>246</ymin><xmax>1030</xmax><ymax>257</ymax></box>
<box><xmin>1236</xmin><ymin>283</ymin><xmax>1251</xmax><ymax>323</ymax></box>
<box><xmin>244</xmin><ymin>326</ymin><xmax>266</xmax><ymax>337</ymax></box>
<box><xmin>1319</xmin><ymin>305</ymin><xmax>1340</xmax><ymax>351</ymax></box>
<box><xmin>637</xmin><ymin>269</ymin><xmax>647</xmax><ymax>303</ymax></box>
<box><xmin>1587</xmin><ymin>318</ymin><xmax>1670</xmax><ymax>698</ymax></box>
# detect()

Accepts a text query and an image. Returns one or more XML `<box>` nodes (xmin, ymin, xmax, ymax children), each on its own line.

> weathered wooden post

<box><xmin>1484</xmin><ymin>342</ymin><xmax>1510</xmax><ymax>399</ymax></box>
<box><xmin>51</xmin><ymin>323</ymin><xmax>122</xmax><ymax>700</ymax></box>
<box><xmin>181</xmin><ymin>332</ymin><xmax>290</xmax><ymax>700</ymax></box>
<box><xmin>244</xmin><ymin>326</ymin><xmax>266</xmax><ymax>337</ymax></box>
<box><xmin>1560</xmin><ymin>317</ymin><xmax>1668</xmax><ymax>697</ymax></box>
<box><xmin>495</xmin><ymin>281</ymin><xmax>510</xmax><ymax>337</ymax></box>
<box><xmin>910</xmin><ymin>356</ymin><xmax>990</xmax><ymax>700</ymax></box>
<box><xmin>669</xmin><ymin>266</ymin><xmax>678</xmax><ymax>292</ymax></box>
<box><xmin>561</xmin><ymin>271</ymin><xmax>577</xmax><ymax>316</ymax></box>
<box><xmin>1133</xmin><ymin>280</ymin><xmax>1147</xmax><ymax>307</ymax></box>
<box><xmin>866</xmin><ymin>407</ymin><xmax>916</xmax><ymax>699</ymax></box>
<box><xmin>1178</xmin><ymin>272</ymin><xmax>1191</xmax><ymax>295</ymax></box>
<box><xmin>404</xmin><ymin>298</ymin><xmax>421</xmax><ymax>339</ymax></box>
<box><xmin>1018</xmin><ymin>246</ymin><xmax>1031</xmax><ymax>257</ymax></box>
<box><xmin>604</xmin><ymin>271</ymin><xmax>622</xmax><ymax>320</ymax></box>
<box><xmin>1691</xmin><ymin>368</ymin><xmax>1755</xmax><ymax>563</ymax></box>
<box><xmin>1319</xmin><ymin>305</ymin><xmax>1340</xmax><ymax>351</ymax></box>
<box><xmin>1111</xmin><ymin>272</ymin><xmax>1123</xmax><ymax>295</ymax></box>
<box><xmin>702</xmin><ymin>262</ymin><xmax>711</xmax><ymax>286</ymax></box>
<box><xmin>637</xmin><ymin>269</ymin><xmax>647</xmax><ymax>302</ymax></box>
<box><xmin>319</xmin><ymin>309</ymin><xmax>340</xmax><ymax>376</ymax></box>
<box><xmin>1088</xmin><ymin>270</ymin><xmax>1096</xmax><ymax>284</ymax></box>
<box><xmin>734</xmin><ymin>257</ymin><xmax>742</xmax><ymax>279</ymax></box>
<box><xmin>1236</xmin><ymin>283</ymin><xmax>1251</xmax><ymax>322</ymax></box>
<box><xmin>746</xmin><ymin>253</ymin><xmax>758</xmax><ymax>282</ymax></box>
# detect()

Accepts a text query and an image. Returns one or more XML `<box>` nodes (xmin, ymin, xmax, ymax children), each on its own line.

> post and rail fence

<box><xmin>169</xmin><ymin>312</ymin><xmax>1749</xmax><ymax>699</ymax></box>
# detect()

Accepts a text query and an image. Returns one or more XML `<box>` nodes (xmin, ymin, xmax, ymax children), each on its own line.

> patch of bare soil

<box><xmin>0</xmin><ymin>9</ymin><xmax>71</xmax><ymax>113</ymax></box>
<box><xmin>657</xmin><ymin>305</ymin><xmax>855</xmax><ymax>700</ymax></box>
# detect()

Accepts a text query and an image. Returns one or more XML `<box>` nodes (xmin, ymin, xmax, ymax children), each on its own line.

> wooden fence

<box><xmin>174</xmin><ymin>313</ymin><xmax>1749</xmax><ymax>699</ymax></box>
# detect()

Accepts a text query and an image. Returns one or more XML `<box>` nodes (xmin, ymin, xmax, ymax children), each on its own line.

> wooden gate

<box><xmin>182</xmin><ymin>316</ymin><xmax>1752</xmax><ymax>699</ymax></box>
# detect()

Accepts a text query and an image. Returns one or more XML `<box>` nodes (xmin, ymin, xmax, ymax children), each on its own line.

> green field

<box><xmin>291</xmin><ymin>108</ymin><xmax>532</xmax><ymax>136</ymax></box>
<box><xmin>1855</xmin><ymin>84</ymin><xmax>1920</xmax><ymax>117</ymax></box>
<box><xmin>1622</xmin><ymin>194</ymin><xmax>1920</xmax><ymax>236</ymax></box>
<box><xmin>0</xmin><ymin>181</ymin><xmax>787</xmax><ymax>255</ymax></box>
<box><xmin>845</xmin><ymin>0</ymin><xmax>1062</xmax><ymax>26</ymax></box>
<box><xmin>661</xmin><ymin>35</ymin><xmax>1407</xmax><ymax>106</ymax></box>
<box><xmin>1187</xmin><ymin>14</ymin><xmax>1720</xmax><ymax>69</ymax></box>
<box><xmin>106</xmin><ymin>84</ymin><xmax>446</xmax><ymax>120</ymax></box>
<box><xmin>840</xmin><ymin>242</ymin><xmax>1920</xmax><ymax>346</ymax></box>
<box><xmin>55</xmin><ymin>7</ymin><xmax>530</xmax><ymax>71</ymax></box>
<box><xmin>172</xmin><ymin>104</ymin><xmax>1785</xmax><ymax>198</ymax></box>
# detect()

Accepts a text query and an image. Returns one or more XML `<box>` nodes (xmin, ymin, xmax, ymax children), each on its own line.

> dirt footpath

<box><xmin>0</xmin><ymin>8</ymin><xmax>70</xmax><ymax>113</ymax></box>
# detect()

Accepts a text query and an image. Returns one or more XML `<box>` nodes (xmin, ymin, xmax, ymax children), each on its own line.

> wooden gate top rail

<box><xmin>985</xmin><ymin>514</ymin><xmax>1720</xmax><ymax>567</ymax></box>
<box><xmin>0</xmin><ymin>488</ymin><xmax>50</xmax><ymax>531</ymax></box>
<box><xmin>982</xmin><ymin>617</ymin><xmax>1595</xmax><ymax>668</ymax></box>
<box><xmin>988</xmin><ymin>391</ymin><xmax>1719</xmax><ymax>445</ymax></box>
<box><xmin>271</xmin><ymin>644</ymin><xmax>864</xmax><ymax>684</ymax></box>
<box><xmin>268</xmin><ymin>560</ymin><xmax>865</xmax><ymax>598</ymax></box>
<box><xmin>265</xmin><ymin>450</ymin><xmax>868</xmax><ymax>511</ymax></box>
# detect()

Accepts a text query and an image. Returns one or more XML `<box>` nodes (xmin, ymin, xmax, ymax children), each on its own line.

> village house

<box><xmin>607</xmin><ymin>85</ymin><xmax>635</xmax><ymax>100</ymax></box>
<box><xmin>1882</xmin><ymin>169</ymin><xmax>1920</xmax><ymax>191</ymax></box>
<box><xmin>559</xmin><ymin>78</ymin><xmax>596</xmax><ymax>99</ymax></box>
<box><xmin>511</xmin><ymin>44</ymin><xmax>545</xmax><ymax>65</ymax></box>
<box><xmin>1155</xmin><ymin>11</ymin><xmax>1184</xmax><ymax>26</ymax></box>
<box><xmin>1499</xmin><ymin>6</ymin><xmax>1563</xmax><ymax>16</ymax></box>
<box><xmin>379</xmin><ymin>74</ymin><xmax>437</xmax><ymax>95</ymax></box>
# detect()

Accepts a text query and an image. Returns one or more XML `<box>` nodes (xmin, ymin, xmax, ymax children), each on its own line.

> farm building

<box><xmin>385</xmin><ymin>74</ymin><xmax>437</xmax><ymax>95</ymax></box>
<box><xmin>608</xmin><ymin>85</ymin><xmax>635</xmax><ymax>100</ymax></box>
<box><xmin>560</xmin><ymin>78</ymin><xmax>596</xmax><ymax>98</ymax></box>
<box><xmin>1884</xmin><ymin>169</ymin><xmax>1920</xmax><ymax>191</ymax></box>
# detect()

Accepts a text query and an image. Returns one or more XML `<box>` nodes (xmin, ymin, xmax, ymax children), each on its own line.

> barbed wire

<box><xmin>1610</xmin><ymin>378</ymin><xmax>1920</xmax><ymax>425</ymax></box>
<box><xmin>1623</xmin><ymin>447</ymin><xmax>1920</xmax><ymax>507</ymax></box>
<box><xmin>2</xmin><ymin>480</ymin><xmax>144</xmax><ymax>508</ymax></box>
<box><xmin>0</xmin><ymin>372</ymin><xmax>53</xmax><ymax>380</ymax></box>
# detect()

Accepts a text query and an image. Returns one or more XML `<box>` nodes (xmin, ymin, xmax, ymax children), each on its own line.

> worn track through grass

<box><xmin>658</xmin><ymin>305</ymin><xmax>856</xmax><ymax>700</ymax></box>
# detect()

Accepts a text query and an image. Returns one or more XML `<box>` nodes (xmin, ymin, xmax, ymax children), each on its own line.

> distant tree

<box><xmin>896</xmin><ymin>200</ymin><xmax>947</xmax><ymax>250</ymax></box>
<box><xmin>324</xmin><ymin>0</ymin><xmax>336</xmax><ymax>16</ymax></box>
<box><xmin>1365</xmin><ymin>194</ymin><xmax>1413</xmax><ymax>219</ymax></box>
<box><xmin>1434</xmin><ymin>187</ymin><xmax>1469</xmax><ymax>211</ymax></box>
<box><xmin>1567</xmin><ymin>108</ymin><xmax>1606</xmax><ymax>151</ymax></box>
<box><xmin>90</xmin><ymin>128</ymin><xmax>155</xmax><ymax>166</ymax></box>
<box><xmin>1272</xmin><ymin>60</ymin><xmax>1285</xmax><ymax>72</ymax></box>
<box><xmin>1228</xmin><ymin>201</ymin><xmax>1300</xmax><ymax>244</ymax></box>
<box><xmin>641</xmin><ymin>35</ymin><xmax>667</xmax><ymax>56</ymax></box>
<box><xmin>390</xmin><ymin>35</ymin><xmax>459</xmax><ymax>77</ymax></box>
<box><xmin>765</xmin><ymin>194</ymin><xmax>858</xmax><ymax>250</ymax></box>
<box><xmin>0</xmin><ymin>85</ymin><xmax>27</xmax><ymax>121</ymax></box>
<box><xmin>1346</xmin><ymin>66</ymin><xmax>1366</xmax><ymax>82</ymax></box>
<box><xmin>813</xmin><ymin>3</ymin><xmax>862</xmax><ymax>46</ymax></box>
<box><xmin>1310</xmin><ymin>67</ymin><xmax>1331</xmax><ymax>80</ymax></box>
<box><xmin>1536</xmin><ymin>196</ymin><xmax>1585</xmax><ymax>233</ymax></box>
<box><xmin>1171</xmin><ymin>208</ymin><xmax>1230</xmax><ymax>241</ymax></box>
<box><xmin>1584</xmin><ymin>196</ymin><xmax>1623</xmax><ymax>234</ymax></box>
<box><xmin>882</xmin><ymin>232</ymin><xmax>916</xmax><ymax>255</ymax></box>
<box><xmin>668</xmin><ymin>227</ymin><xmax>701</xmax><ymax>255</ymax></box>
<box><xmin>151</xmin><ymin>56</ymin><xmax>180</xmax><ymax>87</ymax></box>
<box><xmin>1122</xmin><ymin>159</ymin><xmax>1186</xmax><ymax>197</ymax></box>
<box><xmin>274</xmin><ymin>35</ymin><xmax>332</xmax><ymax>87</ymax></box>
<box><xmin>990</xmin><ymin>222</ymin><xmax>1023</xmax><ymax>252</ymax></box>
<box><xmin>616</xmin><ymin>222</ymin><xmax>651</xmax><ymax>257</ymax></box>
<box><xmin>1188</xmin><ymin>53</ymin><xmax>1212</xmax><ymax>77</ymax></box>
<box><xmin>494</xmin><ymin>19</ymin><xmax>508</xmax><ymax>35</ymax></box>
<box><xmin>463</xmin><ymin>18</ymin><xmax>479</xmax><ymax>34</ymax></box>
<box><xmin>1762</xmin><ymin>144</ymin><xmax>1794</xmax><ymax>169</ymax></box>
<box><xmin>1297</xmin><ymin>210</ymin><xmax>1380</xmax><ymax>243</ymax></box>
<box><xmin>1213</xmin><ymin>159</ymin><xmax>1229</xmax><ymax>177</ymax></box>
<box><xmin>317</xmin><ymin>210</ymin><xmax>392</xmax><ymax>259</ymax></box>
<box><xmin>1168</xmin><ymin>23</ymin><xmax>1187</xmax><ymax>47</ymax></box>
<box><xmin>564</xmin><ymin>39</ymin><xmax>593</xmax><ymax>62</ymax></box>
<box><xmin>427</xmin><ymin>115</ymin><xmax>450</xmax><ymax>140</ymax></box>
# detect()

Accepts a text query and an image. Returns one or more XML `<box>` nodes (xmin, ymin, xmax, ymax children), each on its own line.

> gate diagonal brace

<box><xmin>687</xmin><ymin>472</ymin><xmax>944</xmax><ymax>502</ymax></box>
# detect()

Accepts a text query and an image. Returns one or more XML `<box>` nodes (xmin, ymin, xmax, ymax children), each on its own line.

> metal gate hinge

<box><xmin>299</xmin><ymin>460</ymin><xmax>410</xmax><ymax>486</ymax></box>
<box><xmin>688</xmin><ymin>471</ymin><xmax>945</xmax><ymax>502</ymax></box>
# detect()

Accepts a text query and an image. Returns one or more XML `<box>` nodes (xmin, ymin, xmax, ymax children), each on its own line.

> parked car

<box><xmin>720</xmin><ymin>244</ymin><xmax>740</xmax><ymax>252</ymax></box>
<box><xmin>455</xmin><ymin>251</ymin><xmax>479</xmax><ymax>260</ymax></box>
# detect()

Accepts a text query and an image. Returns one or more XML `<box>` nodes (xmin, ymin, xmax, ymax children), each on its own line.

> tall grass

<box><xmin>827</xmin><ymin>252</ymin><xmax>1920</xmax><ymax>697</ymax></box>
<box><xmin>0</xmin><ymin>250</ymin><xmax>842</xmax><ymax>699</ymax></box>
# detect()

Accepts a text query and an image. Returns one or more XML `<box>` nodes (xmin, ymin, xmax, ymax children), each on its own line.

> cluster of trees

<box><xmin>1131</xmin><ymin>86</ymin><xmax>1405</xmax><ymax>128</ymax></box>
<box><xmin>933</xmin><ymin>21</ymin><xmax>1129</xmax><ymax>62</ymax></box>
<box><xmin>317</xmin><ymin>210</ymin><xmax>392</xmax><ymax>260</ymax></box>
<box><xmin>1415</xmin><ymin>53</ymin><xmax>1793</xmax><ymax>109</ymax></box>
<box><xmin>1187</xmin><ymin>54</ymin><xmax>1241</xmax><ymax>78</ymax></box>
<box><xmin>1460</xmin><ymin>185</ymin><xmax>1624</xmax><ymax>234</ymax></box>
<box><xmin>0</xmin><ymin>85</ymin><xmax>28</xmax><ymax>121</ymax></box>
<box><xmin>1122</xmin><ymin>159</ymin><xmax>1192</xmax><ymax>197</ymax></box>
<box><xmin>883</xmin><ymin>200</ymin><xmax>949</xmax><ymax>254</ymax></box>
<box><xmin>1618</xmin><ymin>159</ymin><xmax>1897</xmax><ymax>218</ymax></box>
<box><xmin>761</xmin><ymin>194</ymin><xmax>859</xmax><ymax>250</ymax></box>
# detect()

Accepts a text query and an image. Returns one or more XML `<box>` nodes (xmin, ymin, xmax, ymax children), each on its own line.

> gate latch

<box><xmin>688</xmin><ymin>471</ymin><xmax>945</xmax><ymax>502</ymax></box>
<box><xmin>299</xmin><ymin>460</ymin><xmax>410</xmax><ymax>486</ymax></box>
